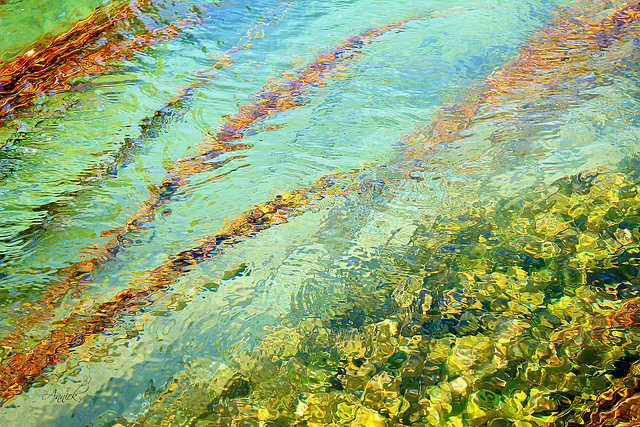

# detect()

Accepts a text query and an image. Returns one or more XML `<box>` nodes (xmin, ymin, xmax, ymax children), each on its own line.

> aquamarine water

<box><xmin>2</xmin><ymin>0</ymin><xmax>640</xmax><ymax>425</ymax></box>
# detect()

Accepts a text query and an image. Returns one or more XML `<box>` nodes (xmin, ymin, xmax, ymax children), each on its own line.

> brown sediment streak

<box><xmin>585</xmin><ymin>362</ymin><xmax>640</xmax><ymax>426</ymax></box>
<box><xmin>0</xmin><ymin>0</ymin><xmax>145</xmax><ymax>115</ymax></box>
<box><xmin>0</xmin><ymin>1</ymin><xmax>292</xmax><ymax>359</ymax></box>
<box><xmin>162</xmin><ymin>14</ymin><xmax>424</xmax><ymax>199</ymax></box>
<box><xmin>126</xmin><ymin>14</ymin><xmax>422</xmax><ymax>242</ymax></box>
<box><xmin>0</xmin><ymin>1</ymin><xmax>634</xmax><ymax>402</ymax></box>
<box><xmin>532</xmin><ymin>296</ymin><xmax>640</xmax><ymax>427</ymax></box>
<box><xmin>188</xmin><ymin>14</ymin><xmax>422</xmax><ymax>150</ymax></box>
<box><xmin>603</xmin><ymin>296</ymin><xmax>640</xmax><ymax>327</ymax></box>
<box><xmin>0</xmin><ymin>2</ymin><xmax>294</xmax><ymax>251</ymax></box>
<box><xmin>0</xmin><ymin>16</ymin><xmax>414</xmax><ymax>394</ymax></box>
<box><xmin>5</xmin><ymin>0</ymin><xmax>637</xmax><ymax>405</ymax></box>
<box><xmin>398</xmin><ymin>0</ymin><xmax>640</xmax><ymax>162</ymax></box>
<box><xmin>0</xmin><ymin>168</ymin><xmax>366</xmax><ymax>404</ymax></box>
<box><xmin>537</xmin><ymin>293</ymin><xmax>640</xmax><ymax>425</ymax></box>
<box><xmin>578</xmin><ymin>300</ymin><xmax>640</xmax><ymax>426</ymax></box>
<box><xmin>0</xmin><ymin>0</ymin><xmax>209</xmax><ymax>118</ymax></box>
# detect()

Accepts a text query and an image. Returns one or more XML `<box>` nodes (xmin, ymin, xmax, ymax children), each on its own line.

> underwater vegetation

<box><xmin>2</xmin><ymin>0</ymin><xmax>640</xmax><ymax>425</ymax></box>
<box><xmin>119</xmin><ymin>153</ymin><xmax>640</xmax><ymax>427</ymax></box>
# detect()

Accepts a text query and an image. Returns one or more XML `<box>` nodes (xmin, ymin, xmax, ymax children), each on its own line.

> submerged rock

<box><xmin>126</xmin><ymin>155</ymin><xmax>640</xmax><ymax>426</ymax></box>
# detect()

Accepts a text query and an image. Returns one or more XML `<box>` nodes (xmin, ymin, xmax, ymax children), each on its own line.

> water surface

<box><xmin>2</xmin><ymin>0</ymin><xmax>640</xmax><ymax>426</ymax></box>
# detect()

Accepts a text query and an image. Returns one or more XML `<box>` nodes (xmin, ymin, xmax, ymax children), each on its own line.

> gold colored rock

<box><xmin>567</xmin><ymin>201</ymin><xmax>586</xmax><ymax>218</ymax></box>
<box><xmin>447</xmin><ymin>376</ymin><xmax>471</xmax><ymax>396</ymax></box>
<box><xmin>422</xmin><ymin>400</ymin><xmax>452</xmax><ymax>426</ymax></box>
<box><xmin>428</xmin><ymin>385</ymin><xmax>452</xmax><ymax>405</ymax></box>
<box><xmin>464</xmin><ymin>396</ymin><xmax>489</xmax><ymax>425</ymax></box>
<box><xmin>449</xmin><ymin>335</ymin><xmax>494</xmax><ymax>372</ymax></box>
<box><xmin>547</xmin><ymin>193</ymin><xmax>571</xmax><ymax>213</ymax></box>
<box><xmin>366</xmin><ymin>371</ymin><xmax>394</xmax><ymax>391</ymax></box>
<box><xmin>374</xmin><ymin>320</ymin><xmax>400</xmax><ymax>343</ymax></box>
<box><xmin>494</xmin><ymin>318</ymin><xmax>529</xmax><ymax>344</ymax></box>
<box><xmin>336</xmin><ymin>402</ymin><xmax>358</xmax><ymax>423</ymax></box>
<box><xmin>519</xmin><ymin>292</ymin><xmax>544</xmax><ymax>307</ymax></box>
<box><xmin>614</xmin><ymin>228</ymin><xmax>634</xmax><ymax>245</ymax></box>
<box><xmin>298</xmin><ymin>317</ymin><xmax>324</xmax><ymax>335</ymax></box>
<box><xmin>445</xmin><ymin>418</ymin><xmax>465</xmax><ymax>427</ymax></box>
<box><xmin>351</xmin><ymin>407</ymin><xmax>387</xmax><ymax>427</ymax></box>
<box><xmin>535</xmin><ymin>215</ymin><xmax>568</xmax><ymax>237</ymax></box>
<box><xmin>296</xmin><ymin>401</ymin><xmax>310</xmax><ymax>419</ymax></box>
<box><xmin>527</xmin><ymin>394</ymin><xmax>557</xmax><ymax>413</ymax></box>
<box><xmin>576</xmin><ymin>232</ymin><xmax>598</xmax><ymax>252</ymax></box>
<box><xmin>427</xmin><ymin>336</ymin><xmax>456</xmax><ymax>363</ymax></box>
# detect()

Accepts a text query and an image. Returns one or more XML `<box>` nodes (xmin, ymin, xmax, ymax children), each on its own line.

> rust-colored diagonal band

<box><xmin>0</xmin><ymin>2</ymin><xmax>295</xmax><ymax>350</ymax></box>
<box><xmin>0</xmin><ymin>13</ymin><xmax>418</xmax><ymax>355</ymax></box>
<box><xmin>3</xmin><ymin>0</ymin><xmax>639</xmax><ymax>408</ymax></box>
<box><xmin>0</xmin><ymin>168</ymin><xmax>364</xmax><ymax>404</ymax></box>
<box><xmin>398</xmin><ymin>0</ymin><xmax>640</xmax><ymax>164</ymax></box>
<box><xmin>0</xmin><ymin>0</ymin><xmax>212</xmax><ymax>118</ymax></box>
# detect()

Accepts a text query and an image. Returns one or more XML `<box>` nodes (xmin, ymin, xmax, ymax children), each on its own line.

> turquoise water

<box><xmin>2</xmin><ymin>0</ymin><xmax>640</xmax><ymax>425</ymax></box>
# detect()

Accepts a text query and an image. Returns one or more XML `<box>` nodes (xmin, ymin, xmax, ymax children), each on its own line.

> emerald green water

<box><xmin>2</xmin><ymin>0</ymin><xmax>640</xmax><ymax>425</ymax></box>
<box><xmin>0</xmin><ymin>0</ymin><xmax>106</xmax><ymax>63</ymax></box>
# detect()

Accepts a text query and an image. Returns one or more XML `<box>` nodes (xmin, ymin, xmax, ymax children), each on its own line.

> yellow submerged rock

<box><xmin>351</xmin><ymin>407</ymin><xmax>387</xmax><ymax>427</ymax></box>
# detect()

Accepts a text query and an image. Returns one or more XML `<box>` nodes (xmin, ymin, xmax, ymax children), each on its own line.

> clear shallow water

<box><xmin>2</xmin><ymin>0</ymin><xmax>640</xmax><ymax>426</ymax></box>
<box><xmin>0</xmin><ymin>0</ymin><xmax>106</xmax><ymax>63</ymax></box>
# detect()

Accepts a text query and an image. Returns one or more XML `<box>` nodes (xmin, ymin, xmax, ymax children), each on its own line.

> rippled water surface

<box><xmin>2</xmin><ymin>0</ymin><xmax>640</xmax><ymax>425</ymax></box>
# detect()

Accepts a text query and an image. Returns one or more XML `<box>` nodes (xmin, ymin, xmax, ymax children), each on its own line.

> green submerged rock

<box><xmin>128</xmin><ymin>154</ymin><xmax>640</xmax><ymax>426</ymax></box>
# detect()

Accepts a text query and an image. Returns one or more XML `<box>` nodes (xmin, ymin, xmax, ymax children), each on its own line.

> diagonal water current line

<box><xmin>0</xmin><ymin>11</ymin><xmax>429</xmax><ymax>355</ymax></box>
<box><xmin>0</xmin><ymin>0</ymin><xmax>182</xmax><ymax>118</ymax></box>
<box><xmin>0</xmin><ymin>0</ymin><xmax>270</xmax><ymax>120</ymax></box>
<box><xmin>0</xmin><ymin>0</ymin><xmax>290</xmax><ymax>239</ymax></box>
<box><xmin>396</xmin><ymin>0</ymin><xmax>640</xmax><ymax>170</ymax></box>
<box><xmin>0</xmin><ymin>12</ymin><xmax>445</xmax><ymax>403</ymax></box>
<box><xmin>0</xmin><ymin>0</ymin><xmax>217</xmax><ymax>267</ymax></box>
<box><xmin>3</xmin><ymin>0</ymin><xmax>639</xmax><ymax>406</ymax></box>
<box><xmin>0</xmin><ymin>1</ymin><xmax>295</xmax><ymax>290</ymax></box>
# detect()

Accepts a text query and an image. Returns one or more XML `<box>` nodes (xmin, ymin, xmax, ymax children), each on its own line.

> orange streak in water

<box><xmin>2</xmin><ymin>0</ymin><xmax>639</xmax><ymax>407</ymax></box>
<box><xmin>0</xmin><ymin>0</ymin><xmax>208</xmax><ymax>118</ymax></box>
<box><xmin>0</xmin><ymin>167</ymin><xmax>365</xmax><ymax>405</ymax></box>
<box><xmin>546</xmin><ymin>297</ymin><xmax>640</xmax><ymax>425</ymax></box>
<box><xmin>0</xmin><ymin>16</ymin><xmax>416</xmax><ymax>404</ymax></box>
<box><xmin>0</xmin><ymin>0</ymin><xmax>290</xmax><ymax>353</ymax></box>
<box><xmin>398</xmin><ymin>1</ymin><xmax>640</xmax><ymax>165</ymax></box>
<box><xmin>0</xmin><ymin>2</ymin><xmax>303</xmax><ymax>364</ymax></box>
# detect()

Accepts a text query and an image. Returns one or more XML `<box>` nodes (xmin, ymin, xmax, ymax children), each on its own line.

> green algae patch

<box><xmin>119</xmin><ymin>156</ymin><xmax>640</xmax><ymax>426</ymax></box>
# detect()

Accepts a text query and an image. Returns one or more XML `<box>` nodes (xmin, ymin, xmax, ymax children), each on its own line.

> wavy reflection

<box><xmin>0</xmin><ymin>0</ymin><xmax>213</xmax><ymax>120</ymax></box>
<box><xmin>2</xmin><ymin>0</ymin><xmax>640</xmax><ymax>422</ymax></box>
<box><xmin>0</xmin><ymin>6</ymin><xmax>417</xmax><ymax>316</ymax></box>
<box><xmin>0</xmin><ymin>1</ymin><xmax>290</xmax><ymax>306</ymax></box>
<box><xmin>397</xmin><ymin>1</ymin><xmax>640</xmax><ymax>169</ymax></box>
<box><xmin>0</xmin><ymin>14</ymin><xmax>426</xmax><ymax>403</ymax></box>
<box><xmin>87</xmin><ymin>1</ymin><xmax>640</xmax><ymax>424</ymax></box>
<box><xmin>127</xmin><ymin>150</ymin><xmax>640</xmax><ymax>426</ymax></box>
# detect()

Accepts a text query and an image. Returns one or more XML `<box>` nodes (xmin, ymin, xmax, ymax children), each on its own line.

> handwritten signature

<box><xmin>42</xmin><ymin>376</ymin><xmax>91</xmax><ymax>403</ymax></box>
